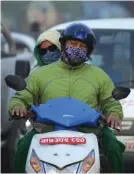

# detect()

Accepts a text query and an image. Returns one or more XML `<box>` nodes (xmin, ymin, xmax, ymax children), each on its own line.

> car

<box><xmin>50</xmin><ymin>18</ymin><xmax>134</xmax><ymax>172</ymax></box>
<box><xmin>1</xmin><ymin>20</ymin><xmax>36</xmax><ymax>173</ymax></box>
<box><xmin>1</xmin><ymin>31</ymin><xmax>36</xmax><ymax>59</ymax></box>
<box><xmin>1</xmin><ymin>32</ymin><xmax>35</xmax><ymax>54</ymax></box>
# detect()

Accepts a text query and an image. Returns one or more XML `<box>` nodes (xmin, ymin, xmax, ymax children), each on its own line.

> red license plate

<box><xmin>40</xmin><ymin>137</ymin><xmax>86</xmax><ymax>145</ymax></box>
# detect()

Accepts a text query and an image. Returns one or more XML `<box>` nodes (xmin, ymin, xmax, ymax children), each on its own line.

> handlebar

<box><xmin>9</xmin><ymin>112</ymin><xmax>121</xmax><ymax>132</ymax></box>
<box><xmin>99</xmin><ymin>115</ymin><xmax>121</xmax><ymax>132</ymax></box>
<box><xmin>9</xmin><ymin>111</ymin><xmax>35</xmax><ymax>121</ymax></box>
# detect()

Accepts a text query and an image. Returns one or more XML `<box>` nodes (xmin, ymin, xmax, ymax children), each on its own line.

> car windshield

<box><xmin>88</xmin><ymin>29</ymin><xmax>134</xmax><ymax>88</ymax></box>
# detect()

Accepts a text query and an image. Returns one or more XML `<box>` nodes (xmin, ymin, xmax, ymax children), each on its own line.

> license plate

<box><xmin>40</xmin><ymin>137</ymin><xmax>86</xmax><ymax>145</ymax></box>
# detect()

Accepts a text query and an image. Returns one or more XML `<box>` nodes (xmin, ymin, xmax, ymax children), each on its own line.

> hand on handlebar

<box><xmin>107</xmin><ymin>114</ymin><xmax>122</xmax><ymax>131</ymax></box>
<box><xmin>11</xmin><ymin>106</ymin><xmax>27</xmax><ymax>117</ymax></box>
<box><xmin>100</xmin><ymin>114</ymin><xmax>121</xmax><ymax>132</ymax></box>
<box><xmin>10</xmin><ymin>106</ymin><xmax>35</xmax><ymax>121</ymax></box>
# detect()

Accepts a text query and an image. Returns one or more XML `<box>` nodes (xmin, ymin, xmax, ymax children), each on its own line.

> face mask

<box><xmin>40</xmin><ymin>49</ymin><xmax>61</xmax><ymax>65</ymax></box>
<box><xmin>87</xmin><ymin>55</ymin><xmax>104</xmax><ymax>67</ymax></box>
<box><xmin>63</xmin><ymin>46</ymin><xmax>89</xmax><ymax>66</ymax></box>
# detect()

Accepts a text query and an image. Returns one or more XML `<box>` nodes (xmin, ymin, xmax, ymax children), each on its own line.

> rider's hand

<box><xmin>107</xmin><ymin>114</ymin><xmax>122</xmax><ymax>130</ymax></box>
<box><xmin>11</xmin><ymin>106</ymin><xmax>27</xmax><ymax>117</ymax></box>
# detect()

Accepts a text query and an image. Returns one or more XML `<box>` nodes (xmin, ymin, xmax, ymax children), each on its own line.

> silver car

<box><xmin>1</xmin><ymin>20</ymin><xmax>36</xmax><ymax>173</ymax></box>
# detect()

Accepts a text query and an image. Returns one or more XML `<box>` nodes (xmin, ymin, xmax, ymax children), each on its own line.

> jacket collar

<box><xmin>58</xmin><ymin>59</ymin><xmax>85</xmax><ymax>69</ymax></box>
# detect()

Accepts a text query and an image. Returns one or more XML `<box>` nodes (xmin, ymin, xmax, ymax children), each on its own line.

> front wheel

<box><xmin>100</xmin><ymin>148</ymin><xmax>112</xmax><ymax>173</ymax></box>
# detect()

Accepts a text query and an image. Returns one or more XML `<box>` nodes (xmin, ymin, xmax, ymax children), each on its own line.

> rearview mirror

<box><xmin>5</xmin><ymin>75</ymin><xmax>26</xmax><ymax>91</ymax></box>
<box><xmin>112</xmin><ymin>86</ymin><xmax>130</xmax><ymax>100</ymax></box>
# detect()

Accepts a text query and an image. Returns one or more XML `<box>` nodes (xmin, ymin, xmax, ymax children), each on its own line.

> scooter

<box><xmin>5</xmin><ymin>75</ymin><xmax>130</xmax><ymax>173</ymax></box>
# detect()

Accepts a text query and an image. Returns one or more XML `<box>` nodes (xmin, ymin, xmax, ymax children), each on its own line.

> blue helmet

<box><xmin>59</xmin><ymin>23</ymin><xmax>96</xmax><ymax>55</ymax></box>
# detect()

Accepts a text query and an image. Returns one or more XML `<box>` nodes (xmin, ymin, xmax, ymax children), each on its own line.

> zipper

<box><xmin>69</xmin><ymin>66</ymin><xmax>74</xmax><ymax>97</ymax></box>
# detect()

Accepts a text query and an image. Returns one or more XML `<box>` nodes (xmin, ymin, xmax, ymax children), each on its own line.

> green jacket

<box><xmin>8</xmin><ymin>60</ymin><xmax>123</xmax><ymax>120</ymax></box>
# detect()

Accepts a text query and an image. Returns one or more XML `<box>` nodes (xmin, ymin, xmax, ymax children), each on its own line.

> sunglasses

<box><xmin>39</xmin><ymin>45</ymin><xmax>57</xmax><ymax>55</ymax></box>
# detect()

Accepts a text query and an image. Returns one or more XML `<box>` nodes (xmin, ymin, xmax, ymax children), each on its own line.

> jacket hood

<box><xmin>34</xmin><ymin>30</ymin><xmax>61</xmax><ymax>66</ymax></box>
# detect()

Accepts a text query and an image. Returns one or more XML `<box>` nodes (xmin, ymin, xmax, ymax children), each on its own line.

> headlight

<box><xmin>30</xmin><ymin>149</ymin><xmax>95</xmax><ymax>173</ymax></box>
<box><xmin>30</xmin><ymin>149</ymin><xmax>44</xmax><ymax>173</ymax></box>
<box><xmin>80</xmin><ymin>149</ymin><xmax>95</xmax><ymax>173</ymax></box>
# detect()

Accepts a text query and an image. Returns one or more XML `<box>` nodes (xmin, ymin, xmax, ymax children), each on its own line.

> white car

<box><xmin>11</xmin><ymin>32</ymin><xmax>36</xmax><ymax>52</ymax></box>
<box><xmin>1</xmin><ymin>32</ymin><xmax>37</xmax><ymax>67</ymax></box>
<box><xmin>50</xmin><ymin>18</ymin><xmax>134</xmax><ymax>150</ymax></box>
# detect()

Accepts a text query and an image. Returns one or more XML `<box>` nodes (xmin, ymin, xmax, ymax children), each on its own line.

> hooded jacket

<box><xmin>8</xmin><ymin>60</ymin><xmax>123</xmax><ymax>122</ymax></box>
<box><xmin>34</xmin><ymin>30</ymin><xmax>61</xmax><ymax>67</ymax></box>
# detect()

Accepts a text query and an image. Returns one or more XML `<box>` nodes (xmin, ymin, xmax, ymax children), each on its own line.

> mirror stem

<box><xmin>92</xmin><ymin>96</ymin><xmax>112</xmax><ymax>110</ymax></box>
<box><xmin>25</xmin><ymin>88</ymin><xmax>39</xmax><ymax>106</ymax></box>
<box><xmin>25</xmin><ymin>88</ymin><xmax>33</xmax><ymax>96</ymax></box>
<box><xmin>99</xmin><ymin>96</ymin><xmax>112</xmax><ymax>110</ymax></box>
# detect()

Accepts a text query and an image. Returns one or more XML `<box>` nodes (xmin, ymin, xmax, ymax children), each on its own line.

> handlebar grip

<box><xmin>9</xmin><ymin>111</ymin><xmax>35</xmax><ymax>121</ymax></box>
<box><xmin>9</xmin><ymin>115</ymin><xmax>29</xmax><ymax>121</ymax></box>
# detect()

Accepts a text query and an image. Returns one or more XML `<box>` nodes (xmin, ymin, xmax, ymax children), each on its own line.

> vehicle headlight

<box><xmin>30</xmin><ymin>149</ymin><xmax>44</xmax><ymax>173</ymax></box>
<box><xmin>30</xmin><ymin>149</ymin><xmax>95</xmax><ymax>173</ymax></box>
<box><xmin>80</xmin><ymin>149</ymin><xmax>95</xmax><ymax>173</ymax></box>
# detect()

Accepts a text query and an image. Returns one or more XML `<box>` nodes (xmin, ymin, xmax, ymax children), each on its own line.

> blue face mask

<box><xmin>40</xmin><ymin>49</ymin><xmax>61</xmax><ymax>65</ymax></box>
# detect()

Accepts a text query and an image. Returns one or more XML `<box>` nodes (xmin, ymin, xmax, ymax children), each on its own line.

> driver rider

<box><xmin>21</xmin><ymin>29</ymin><xmax>61</xmax><ymax>133</ymax></box>
<box><xmin>8</xmin><ymin>23</ymin><xmax>125</xmax><ymax>173</ymax></box>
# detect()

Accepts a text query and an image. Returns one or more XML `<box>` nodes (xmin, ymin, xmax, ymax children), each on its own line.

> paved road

<box><xmin>124</xmin><ymin>152</ymin><xmax>134</xmax><ymax>173</ymax></box>
<box><xmin>117</xmin><ymin>135</ymin><xmax>134</xmax><ymax>172</ymax></box>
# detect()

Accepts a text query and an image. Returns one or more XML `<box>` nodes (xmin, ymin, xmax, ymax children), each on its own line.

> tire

<box><xmin>100</xmin><ymin>148</ymin><xmax>112</xmax><ymax>173</ymax></box>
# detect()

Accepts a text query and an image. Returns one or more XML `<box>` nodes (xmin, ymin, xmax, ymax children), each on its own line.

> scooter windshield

<box><xmin>32</xmin><ymin>97</ymin><xmax>102</xmax><ymax>127</ymax></box>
